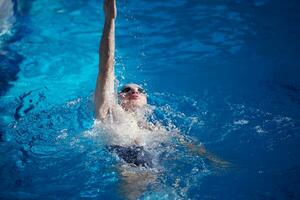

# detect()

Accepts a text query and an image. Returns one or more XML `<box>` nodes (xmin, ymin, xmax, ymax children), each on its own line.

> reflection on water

<box><xmin>0</xmin><ymin>0</ymin><xmax>15</xmax><ymax>37</ymax></box>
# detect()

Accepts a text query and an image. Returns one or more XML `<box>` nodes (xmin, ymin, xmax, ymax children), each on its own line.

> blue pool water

<box><xmin>1</xmin><ymin>0</ymin><xmax>300</xmax><ymax>199</ymax></box>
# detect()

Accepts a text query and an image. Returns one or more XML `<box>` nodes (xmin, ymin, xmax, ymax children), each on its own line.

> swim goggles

<box><xmin>120</xmin><ymin>86</ymin><xmax>145</xmax><ymax>94</ymax></box>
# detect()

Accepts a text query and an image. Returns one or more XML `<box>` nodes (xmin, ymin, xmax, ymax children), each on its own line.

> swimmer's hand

<box><xmin>104</xmin><ymin>0</ymin><xmax>117</xmax><ymax>20</ymax></box>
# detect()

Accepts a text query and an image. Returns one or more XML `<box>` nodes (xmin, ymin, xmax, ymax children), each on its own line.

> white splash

<box><xmin>233</xmin><ymin>119</ymin><xmax>249</xmax><ymax>125</ymax></box>
<box><xmin>87</xmin><ymin>105</ymin><xmax>170</xmax><ymax>149</ymax></box>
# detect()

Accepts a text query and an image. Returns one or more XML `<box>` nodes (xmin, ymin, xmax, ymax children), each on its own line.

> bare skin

<box><xmin>94</xmin><ymin>0</ymin><xmax>116</xmax><ymax>120</ymax></box>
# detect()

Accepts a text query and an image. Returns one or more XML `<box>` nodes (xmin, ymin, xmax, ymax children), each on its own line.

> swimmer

<box><xmin>95</xmin><ymin>0</ymin><xmax>228</xmax><ymax>198</ymax></box>
<box><xmin>95</xmin><ymin>1</ymin><xmax>156</xmax><ymax>198</ymax></box>
<box><xmin>95</xmin><ymin>0</ymin><xmax>153</xmax><ymax>166</ymax></box>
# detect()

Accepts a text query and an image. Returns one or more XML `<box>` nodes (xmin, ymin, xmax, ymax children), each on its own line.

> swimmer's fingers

<box><xmin>104</xmin><ymin>0</ymin><xmax>117</xmax><ymax>19</ymax></box>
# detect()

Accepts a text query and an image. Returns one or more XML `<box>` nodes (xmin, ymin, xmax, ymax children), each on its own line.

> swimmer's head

<box><xmin>119</xmin><ymin>83</ymin><xmax>147</xmax><ymax>111</ymax></box>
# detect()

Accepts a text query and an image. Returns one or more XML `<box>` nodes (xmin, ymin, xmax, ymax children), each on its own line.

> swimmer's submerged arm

<box><xmin>174</xmin><ymin>133</ymin><xmax>230</xmax><ymax>168</ymax></box>
<box><xmin>95</xmin><ymin>0</ymin><xmax>117</xmax><ymax>120</ymax></box>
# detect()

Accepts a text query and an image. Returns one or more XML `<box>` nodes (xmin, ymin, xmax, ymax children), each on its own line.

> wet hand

<box><xmin>104</xmin><ymin>0</ymin><xmax>117</xmax><ymax>20</ymax></box>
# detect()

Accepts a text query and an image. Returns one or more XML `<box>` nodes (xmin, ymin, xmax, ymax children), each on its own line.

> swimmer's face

<box><xmin>119</xmin><ymin>84</ymin><xmax>147</xmax><ymax>110</ymax></box>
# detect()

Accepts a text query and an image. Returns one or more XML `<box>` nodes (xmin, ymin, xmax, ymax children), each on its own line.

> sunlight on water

<box><xmin>0</xmin><ymin>0</ymin><xmax>15</xmax><ymax>38</ymax></box>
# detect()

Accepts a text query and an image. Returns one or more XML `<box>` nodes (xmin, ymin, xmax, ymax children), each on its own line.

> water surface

<box><xmin>1</xmin><ymin>0</ymin><xmax>300</xmax><ymax>199</ymax></box>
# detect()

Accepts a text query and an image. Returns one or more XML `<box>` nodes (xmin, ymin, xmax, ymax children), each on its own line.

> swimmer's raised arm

<box><xmin>95</xmin><ymin>0</ymin><xmax>117</xmax><ymax>120</ymax></box>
